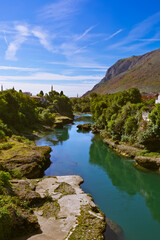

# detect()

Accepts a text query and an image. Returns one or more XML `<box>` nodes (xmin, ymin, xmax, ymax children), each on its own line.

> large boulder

<box><xmin>0</xmin><ymin>142</ymin><xmax>51</xmax><ymax>178</ymax></box>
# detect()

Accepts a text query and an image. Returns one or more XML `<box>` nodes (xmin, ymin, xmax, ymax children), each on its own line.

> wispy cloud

<box><xmin>4</xmin><ymin>23</ymin><xmax>54</xmax><ymax>60</ymax></box>
<box><xmin>105</xmin><ymin>29</ymin><xmax>123</xmax><ymax>41</ymax></box>
<box><xmin>108</xmin><ymin>11</ymin><xmax>160</xmax><ymax>51</ymax></box>
<box><xmin>137</xmin><ymin>38</ymin><xmax>160</xmax><ymax>42</ymax></box>
<box><xmin>40</xmin><ymin>0</ymin><xmax>82</xmax><ymax>21</ymax></box>
<box><xmin>32</xmin><ymin>27</ymin><xmax>53</xmax><ymax>51</ymax></box>
<box><xmin>5</xmin><ymin>25</ymin><xmax>30</xmax><ymax>60</ymax></box>
<box><xmin>0</xmin><ymin>66</ymin><xmax>39</xmax><ymax>71</ymax></box>
<box><xmin>49</xmin><ymin>61</ymin><xmax>108</xmax><ymax>70</ymax></box>
<box><xmin>0</xmin><ymin>72</ymin><xmax>103</xmax><ymax>81</ymax></box>
<box><xmin>3</xmin><ymin>30</ymin><xmax>8</xmax><ymax>46</ymax></box>
<box><xmin>76</xmin><ymin>25</ymin><xmax>97</xmax><ymax>41</ymax></box>
<box><xmin>0</xmin><ymin>81</ymin><xmax>96</xmax><ymax>97</ymax></box>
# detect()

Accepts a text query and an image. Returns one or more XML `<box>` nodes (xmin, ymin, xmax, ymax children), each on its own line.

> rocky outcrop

<box><xmin>54</xmin><ymin>116</ymin><xmax>73</xmax><ymax>128</ymax></box>
<box><xmin>103</xmin><ymin>138</ymin><xmax>141</xmax><ymax>158</ymax></box>
<box><xmin>135</xmin><ymin>156</ymin><xmax>160</xmax><ymax>170</ymax></box>
<box><xmin>13</xmin><ymin>176</ymin><xmax>106</xmax><ymax>240</ymax></box>
<box><xmin>77</xmin><ymin>123</ymin><xmax>92</xmax><ymax>132</ymax></box>
<box><xmin>101</xmin><ymin>133</ymin><xmax>160</xmax><ymax>171</ymax></box>
<box><xmin>0</xmin><ymin>141</ymin><xmax>51</xmax><ymax>178</ymax></box>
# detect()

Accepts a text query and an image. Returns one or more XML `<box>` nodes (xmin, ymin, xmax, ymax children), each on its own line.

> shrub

<box><xmin>0</xmin><ymin>171</ymin><xmax>11</xmax><ymax>194</ymax></box>
<box><xmin>11</xmin><ymin>168</ymin><xmax>22</xmax><ymax>179</ymax></box>
<box><xmin>39</xmin><ymin>109</ymin><xmax>56</xmax><ymax>126</ymax></box>
<box><xmin>0</xmin><ymin>130</ymin><xmax>6</xmax><ymax>141</ymax></box>
<box><xmin>124</xmin><ymin>116</ymin><xmax>138</xmax><ymax>136</ymax></box>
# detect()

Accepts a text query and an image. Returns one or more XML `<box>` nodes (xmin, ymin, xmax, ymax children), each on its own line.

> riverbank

<box><xmin>13</xmin><ymin>175</ymin><xmax>106</xmax><ymax>240</ymax></box>
<box><xmin>0</xmin><ymin>138</ymin><xmax>51</xmax><ymax>178</ymax></box>
<box><xmin>0</xmin><ymin>117</ymin><xmax>109</xmax><ymax>240</ymax></box>
<box><xmin>99</xmin><ymin>131</ymin><xmax>160</xmax><ymax>171</ymax></box>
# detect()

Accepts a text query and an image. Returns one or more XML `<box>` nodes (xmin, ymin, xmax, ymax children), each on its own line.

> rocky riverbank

<box><xmin>11</xmin><ymin>175</ymin><xmax>106</xmax><ymax>240</ymax></box>
<box><xmin>0</xmin><ymin>135</ymin><xmax>107</xmax><ymax>240</ymax></box>
<box><xmin>100</xmin><ymin>132</ymin><xmax>160</xmax><ymax>171</ymax></box>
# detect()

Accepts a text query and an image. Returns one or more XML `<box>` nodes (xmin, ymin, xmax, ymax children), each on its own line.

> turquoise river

<box><xmin>36</xmin><ymin>114</ymin><xmax>160</xmax><ymax>240</ymax></box>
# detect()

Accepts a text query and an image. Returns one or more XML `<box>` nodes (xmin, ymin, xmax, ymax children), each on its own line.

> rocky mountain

<box><xmin>84</xmin><ymin>48</ymin><xmax>160</xmax><ymax>96</ymax></box>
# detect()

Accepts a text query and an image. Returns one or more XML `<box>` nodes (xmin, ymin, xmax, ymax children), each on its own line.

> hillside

<box><xmin>84</xmin><ymin>48</ymin><xmax>160</xmax><ymax>96</ymax></box>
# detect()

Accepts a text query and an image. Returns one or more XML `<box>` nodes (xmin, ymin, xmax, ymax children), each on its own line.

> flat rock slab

<box><xmin>14</xmin><ymin>175</ymin><xmax>105</xmax><ymax>240</ymax></box>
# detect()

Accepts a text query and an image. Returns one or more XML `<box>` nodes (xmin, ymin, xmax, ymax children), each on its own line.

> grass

<box><xmin>138</xmin><ymin>149</ymin><xmax>160</xmax><ymax>158</ymax></box>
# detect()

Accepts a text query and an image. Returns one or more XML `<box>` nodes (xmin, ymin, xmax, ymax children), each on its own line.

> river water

<box><xmin>36</xmin><ymin>114</ymin><xmax>160</xmax><ymax>240</ymax></box>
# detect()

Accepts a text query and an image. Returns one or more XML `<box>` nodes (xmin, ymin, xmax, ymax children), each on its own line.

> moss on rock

<box><xmin>40</xmin><ymin>200</ymin><xmax>60</xmax><ymax>219</ymax></box>
<box><xmin>68</xmin><ymin>204</ymin><xmax>106</xmax><ymax>240</ymax></box>
<box><xmin>55</xmin><ymin>182</ymin><xmax>76</xmax><ymax>196</ymax></box>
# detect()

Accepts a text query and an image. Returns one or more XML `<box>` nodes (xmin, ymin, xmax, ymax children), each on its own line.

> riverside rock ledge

<box><xmin>14</xmin><ymin>175</ymin><xmax>106</xmax><ymax>240</ymax></box>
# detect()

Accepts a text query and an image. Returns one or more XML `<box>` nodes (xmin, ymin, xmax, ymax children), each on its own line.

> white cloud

<box><xmin>0</xmin><ymin>72</ymin><xmax>102</xmax><ymax>81</ymax></box>
<box><xmin>32</xmin><ymin>27</ymin><xmax>53</xmax><ymax>51</ymax></box>
<box><xmin>3</xmin><ymin>31</ymin><xmax>8</xmax><ymax>46</ymax></box>
<box><xmin>76</xmin><ymin>25</ymin><xmax>97</xmax><ymax>41</ymax></box>
<box><xmin>0</xmin><ymin>66</ymin><xmax>39</xmax><ymax>71</ymax></box>
<box><xmin>105</xmin><ymin>29</ymin><xmax>123</xmax><ymax>41</ymax></box>
<box><xmin>0</xmin><ymin>82</ymin><xmax>96</xmax><ymax>97</ymax></box>
<box><xmin>5</xmin><ymin>25</ymin><xmax>29</xmax><ymax>60</ymax></box>
<box><xmin>4</xmin><ymin>23</ymin><xmax>55</xmax><ymax>60</ymax></box>
<box><xmin>49</xmin><ymin>61</ymin><xmax>108</xmax><ymax>70</ymax></box>
<box><xmin>108</xmin><ymin>11</ymin><xmax>160</xmax><ymax>51</ymax></box>
<box><xmin>40</xmin><ymin>0</ymin><xmax>81</xmax><ymax>21</ymax></box>
<box><xmin>137</xmin><ymin>38</ymin><xmax>160</xmax><ymax>42</ymax></box>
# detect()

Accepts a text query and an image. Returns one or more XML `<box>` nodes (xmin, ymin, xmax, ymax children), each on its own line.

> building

<box><xmin>141</xmin><ymin>92</ymin><xmax>158</xmax><ymax>100</ymax></box>
<box><xmin>23</xmin><ymin>92</ymin><xmax>32</xmax><ymax>96</ymax></box>
<box><xmin>30</xmin><ymin>95</ymin><xmax>46</xmax><ymax>103</ymax></box>
<box><xmin>155</xmin><ymin>94</ymin><xmax>160</xmax><ymax>104</ymax></box>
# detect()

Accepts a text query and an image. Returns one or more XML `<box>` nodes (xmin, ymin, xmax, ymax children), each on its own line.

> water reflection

<box><xmin>74</xmin><ymin>113</ymin><xmax>93</xmax><ymax>123</ymax></box>
<box><xmin>45</xmin><ymin>125</ymin><xmax>70</xmax><ymax>145</ymax></box>
<box><xmin>89</xmin><ymin>135</ymin><xmax>160</xmax><ymax>223</ymax></box>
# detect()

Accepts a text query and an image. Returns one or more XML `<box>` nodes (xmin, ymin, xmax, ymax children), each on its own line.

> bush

<box><xmin>39</xmin><ymin>109</ymin><xmax>56</xmax><ymax>126</ymax></box>
<box><xmin>0</xmin><ymin>171</ymin><xmax>11</xmax><ymax>194</ymax></box>
<box><xmin>0</xmin><ymin>130</ymin><xmax>6</xmax><ymax>141</ymax></box>
<box><xmin>124</xmin><ymin>116</ymin><xmax>138</xmax><ymax>136</ymax></box>
<box><xmin>0</xmin><ymin>143</ymin><xmax>13</xmax><ymax>150</ymax></box>
<box><xmin>11</xmin><ymin>168</ymin><xmax>22</xmax><ymax>179</ymax></box>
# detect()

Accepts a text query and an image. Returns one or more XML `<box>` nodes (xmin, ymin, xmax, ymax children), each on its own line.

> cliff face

<box><xmin>84</xmin><ymin>48</ymin><xmax>160</xmax><ymax>96</ymax></box>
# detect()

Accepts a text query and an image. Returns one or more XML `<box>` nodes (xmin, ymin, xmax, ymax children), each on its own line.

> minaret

<box><xmin>1</xmin><ymin>85</ymin><xmax>3</xmax><ymax>91</ymax></box>
<box><xmin>51</xmin><ymin>85</ymin><xmax>53</xmax><ymax>91</ymax></box>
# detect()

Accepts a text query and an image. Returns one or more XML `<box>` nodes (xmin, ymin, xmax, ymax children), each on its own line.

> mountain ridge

<box><xmin>84</xmin><ymin>48</ymin><xmax>160</xmax><ymax>96</ymax></box>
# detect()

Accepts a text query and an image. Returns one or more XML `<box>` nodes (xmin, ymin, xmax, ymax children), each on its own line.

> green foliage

<box><xmin>0</xmin><ymin>90</ymin><xmax>39</xmax><ymax>132</ymax></box>
<box><xmin>90</xmin><ymin>88</ymin><xmax>145</xmax><ymax>143</ymax></box>
<box><xmin>39</xmin><ymin>109</ymin><xmax>56</xmax><ymax>126</ymax></box>
<box><xmin>0</xmin><ymin>130</ymin><xmax>6</xmax><ymax>141</ymax></box>
<box><xmin>71</xmin><ymin>97</ymin><xmax>90</xmax><ymax>113</ymax></box>
<box><xmin>0</xmin><ymin>89</ymin><xmax>73</xmax><ymax>139</ymax></box>
<box><xmin>11</xmin><ymin>168</ymin><xmax>23</xmax><ymax>179</ymax></box>
<box><xmin>0</xmin><ymin>120</ymin><xmax>12</xmax><ymax>137</ymax></box>
<box><xmin>149</xmin><ymin>103</ymin><xmax>160</xmax><ymax>126</ymax></box>
<box><xmin>124</xmin><ymin>116</ymin><xmax>138</xmax><ymax>135</ymax></box>
<box><xmin>0</xmin><ymin>143</ymin><xmax>13</xmax><ymax>150</ymax></box>
<box><xmin>45</xmin><ymin>90</ymin><xmax>73</xmax><ymax>118</ymax></box>
<box><xmin>0</xmin><ymin>171</ymin><xmax>11</xmax><ymax>194</ymax></box>
<box><xmin>0</xmin><ymin>195</ymin><xmax>20</xmax><ymax>240</ymax></box>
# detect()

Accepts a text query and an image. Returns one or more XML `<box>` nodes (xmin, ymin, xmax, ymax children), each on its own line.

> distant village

<box><xmin>1</xmin><ymin>84</ymin><xmax>160</xmax><ymax>104</ymax></box>
<box><xmin>0</xmin><ymin>84</ymin><xmax>55</xmax><ymax>103</ymax></box>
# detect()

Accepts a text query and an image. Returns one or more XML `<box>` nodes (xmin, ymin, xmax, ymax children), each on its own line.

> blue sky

<box><xmin>0</xmin><ymin>0</ymin><xmax>160</xmax><ymax>96</ymax></box>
